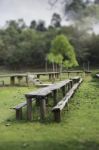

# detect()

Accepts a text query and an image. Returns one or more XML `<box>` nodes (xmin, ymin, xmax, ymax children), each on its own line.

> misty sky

<box><xmin>0</xmin><ymin>0</ymin><xmax>99</xmax><ymax>33</ymax></box>
<box><xmin>0</xmin><ymin>0</ymin><xmax>63</xmax><ymax>27</ymax></box>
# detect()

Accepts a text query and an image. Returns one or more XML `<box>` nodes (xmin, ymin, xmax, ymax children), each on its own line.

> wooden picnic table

<box><xmin>62</xmin><ymin>70</ymin><xmax>83</xmax><ymax>77</ymax></box>
<box><xmin>25</xmin><ymin>79</ymin><xmax>71</xmax><ymax>121</ymax></box>
<box><xmin>0</xmin><ymin>72</ymin><xmax>60</xmax><ymax>86</ymax></box>
<box><xmin>0</xmin><ymin>74</ymin><xmax>28</xmax><ymax>85</ymax></box>
<box><xmin>33</xmin><ymin>72</ymin><xmax>60</xmax><ymax>80</ymax></box>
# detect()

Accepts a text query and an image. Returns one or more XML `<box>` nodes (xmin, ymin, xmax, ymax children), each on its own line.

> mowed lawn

<box><xmin>0</xmin><ymin>75</ymin><xmax>99</xmax><ymax>150</ymax></box>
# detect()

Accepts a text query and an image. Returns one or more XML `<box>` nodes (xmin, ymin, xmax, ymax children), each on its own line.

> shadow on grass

<box><xmin>0</xmin><ymin>140</ymin><xmax>99</xmax><ymax>150</ymax></box>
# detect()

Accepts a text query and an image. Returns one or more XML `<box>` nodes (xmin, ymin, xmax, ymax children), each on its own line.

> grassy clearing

<box><xmin>0</xmin><ymin>75</ymin><xmax>99</xmax><ymax>150</ymax></box>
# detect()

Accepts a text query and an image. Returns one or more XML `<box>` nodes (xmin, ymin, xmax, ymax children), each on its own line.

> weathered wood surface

<box><xmin>13</xmin><ymin>101</ymin><xmax>27</xmax><ymax>110</ymax></box>
<box><xmin>12</xmin><ymin>101</ymin><xmax>27</xmax><ymax>120</ymax></box>
<box><xmin>52</xmin><ymin>78</ymin><xmax>83</xmax><ymax>122</ymax></box>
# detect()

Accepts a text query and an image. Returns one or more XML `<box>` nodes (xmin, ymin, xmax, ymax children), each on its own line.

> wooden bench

<box><xmin>52</xmin><ymin>78</ymin><xmax>83</xmax><ymax>122</ymax></box>
<box><xmin>12</xmin><ymin>101</ymin><xmax>27</xmax><ymax>120</ymax></box>
<box><xmin>70</xmin><ymin>76</ymin><xmax>80</xmax><ymax>84</ymax></box>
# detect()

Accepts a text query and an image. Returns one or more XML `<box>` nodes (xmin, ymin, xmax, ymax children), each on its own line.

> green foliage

<box><xmin>50</xmin><ymin>34</ymin><xmax>78</xmax><ymax>68</ymax></box>
<box><xmin>0</xmin><ymin>19</ymin><xmax>99</xmax><ymax>69</ymax></box>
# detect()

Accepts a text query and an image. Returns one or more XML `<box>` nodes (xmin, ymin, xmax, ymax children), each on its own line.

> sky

<box><xmin>0</xmin><ymin>0</ymin><xmax>63</xmax><ymax>27</ymax></box>
<box><xmin>0</xmin><ymin>0</ymin><xmax>99</xmax><ymax>33</ymax></box>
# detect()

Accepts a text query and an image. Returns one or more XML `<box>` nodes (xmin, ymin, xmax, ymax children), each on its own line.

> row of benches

<box><xmin>52</xmin><ymin>78</ymin><xmax>83</xmax><ymax>122</ymax></box>
<box><xmin>12</xmin><ymin>76</ymin><xmax>83</xmax><ymax>122</ymax></box>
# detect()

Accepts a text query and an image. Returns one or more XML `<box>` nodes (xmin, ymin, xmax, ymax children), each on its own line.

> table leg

<box><xmin>27</xmin><ymin>98</ymin><xmax>32</xmax><ymax>121</ymax></box>
<box><xmin>40</xmin><ymin>98</ymin><xmax>46</xmax><ymax>120</ymax></box>
<box><xmin>53</xmin><ymin>90</ymin><xmax>57</xmax><ymax>105</ymax></box>
<box><xmin>10</xmin><ymin>76</ymin><xmax>15</xmax><ymax>85</ymax></box>
<box><xmin>62</xmin><ymin>86</ymin><xmax>66</xmax><ymax>97</ymax></box>
<box><xmin>26</xmin><ymin>76</ymin><xmax>29</xmax><ymax>86</ymax></box>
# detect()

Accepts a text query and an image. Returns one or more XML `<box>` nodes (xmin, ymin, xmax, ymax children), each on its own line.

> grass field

<box><xmin>0</xmin><ymin>74</ymin><xmax>99</xmax><ymax>150</ymax></box>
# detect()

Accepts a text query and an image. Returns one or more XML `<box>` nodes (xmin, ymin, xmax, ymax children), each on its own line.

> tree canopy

<box><xmin>48</xmin><ymin>34</ymin><xmax>78</xmax><ymax>68</ymax></box>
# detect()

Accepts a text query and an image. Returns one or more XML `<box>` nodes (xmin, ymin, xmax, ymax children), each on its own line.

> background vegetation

<box><xmin>0</xmin><ymin>18</ymin><xmax>99</xmax><ymax>70</ymax></box>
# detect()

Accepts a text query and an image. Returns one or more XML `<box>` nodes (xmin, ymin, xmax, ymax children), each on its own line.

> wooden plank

<box><xmin>27</xmin><ymin>98</ymin><xmax>33</xmax><ymax>121</ymax></box>
<box><xmin>39</xmin><ymin>98</ymin><xmax>46</xmax><ymax>120</ymax></box>
<box><xmin>10</xmin><ymin>76</ymin><xmax>15</xmax><ymax>85</ymax></box>
<box><xmin>13</xmin><ymin>101</ymin><xmax>27</xmax><ymax>109</ymax></box>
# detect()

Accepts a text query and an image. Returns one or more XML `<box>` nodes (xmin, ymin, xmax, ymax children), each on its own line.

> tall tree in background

<box><xmin>48</xmin><ymin>34</ymin><xmax>78</xmax><ymax>72</ymax></box>
<box><xmin>30</xmin><ymin>20</ymin><xmax>37</xmax><ymax>29</ymax></box>
<box><xmin>36</xmin><ymin>20</ymin><xmax>46</xmax><ymax>31</ymax></box>
<box><xmin>51</xmin><ymin>13</ymin><xmax>62</xmax><ymax>27</ymax></box>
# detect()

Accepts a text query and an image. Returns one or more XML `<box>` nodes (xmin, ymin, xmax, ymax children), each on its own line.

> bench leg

<box><xmin>40</xmin><ymin>99</ymin><xmax>46</xmax><ymax>120</ymax></box>
<box><xmin>53</xmin><ymin>109</ymin><xmax>61</xmax><ymax>122</ymax></box>
<box><xmin>16</xmin><ymin>108</ymin><xmax>22</xmax><ymax>120</ymax></box>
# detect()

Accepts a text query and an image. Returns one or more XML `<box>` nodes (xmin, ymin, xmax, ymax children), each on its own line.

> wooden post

<box><xmin>62</xmin><ymin>86</ymin><xmax>65</xmax><ymax>97</ymax></box>
<box><xmin>10</xmin><ymin>76</ymin><xmax>15</xmax><ymax>85</ymax></box>
<box><xmin>26</xmin><ymin>76</ymin><xmax>29</xmax><ymax>86</ymax></box>
<box><xmin>49</xmin><ymin>74</ymin><xmax>51</xmax><ymax>80</ymax></box>
<box><xmin>53</xmin><ymin>90</ymin><xmax>57</xmax><ymax>105</ymax></box>
<box><xmin>40</xmin><ymin>98</ymin><xmax>46</xmax><ymax>120</ymax></box>
<box><xmin>53</xmin><ymin>109</ymin><xmax>61</xmax><ymax>122</ymax></box>
<box><xmin>16</xmin><ymin>108</ymin><xmax>22</xmax><ymax>120</ymax></box>
<box><xmin>37</xmin><ymin>74</ymin><xmax>40</xmax><ymax>79</ymax></box>
<box><xmin>68</xmin><ymin>72</ymin><xmax>69</xmax><ymax>78</ymax></box>
<box><xmin>70</xmin><ymin>80</ymin><xmax>73</xmax><ymax>88</ymax></box>
<box><xmin>57</xmin><ymin>73</ymin><xmax>59</xmax><ymax>79</ymax></box>
<box><xmin>17</xmin><ymin>76</ymin><xmax>22</xmax><ymax>85</ymax></box>
<box><xmin>27</xmin><ymin>98</ymin><xmax>33</xmax><ymax>121</ymax></box>
<box><xmin>68</xmin><ymin>82</ymin><xmax>71</xmax><ymax>91</ymax></box>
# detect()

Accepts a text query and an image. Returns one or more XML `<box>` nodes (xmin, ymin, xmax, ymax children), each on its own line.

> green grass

<box><xmin>0</xmin><ymin>75</ymin><xmax>99</xmax><ymax>150</ymax></box>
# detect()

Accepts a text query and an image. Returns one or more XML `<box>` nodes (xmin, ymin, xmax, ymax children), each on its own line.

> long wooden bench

<box><xmin>52</xmin><ymin>78</ymin><xmax>83</xmax><ymax>122</ymax></box>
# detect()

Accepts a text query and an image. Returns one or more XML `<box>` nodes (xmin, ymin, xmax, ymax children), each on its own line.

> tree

<box><xmin>50</xmin><ymin>34</ymin><xmax>78</xmax><ymax>69</ymax></box>
<box><xmin>47</xmin><ymin>52</ymin><xmax>56</xmax><ymax>72</ymax></box>
<box><xmin>36</xmin><ymin>20</ymin><xmax>46</xmax><ymax>31</ymax></box>
<box><xmin>30</xmin><ymin>20</ymin><xmax>37</xmax><ymax>29</ymax></box>
<box><xmin>51</xmin><ymin>13</ymin><xmax>62</xmax><ymax>27</ymax></box>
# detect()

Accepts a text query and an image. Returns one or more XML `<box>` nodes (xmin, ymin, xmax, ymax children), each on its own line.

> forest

<box><xmin>0</xmin><ymin>18</ymin><xmax>99</xmax><ymax>70</ymax></box>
